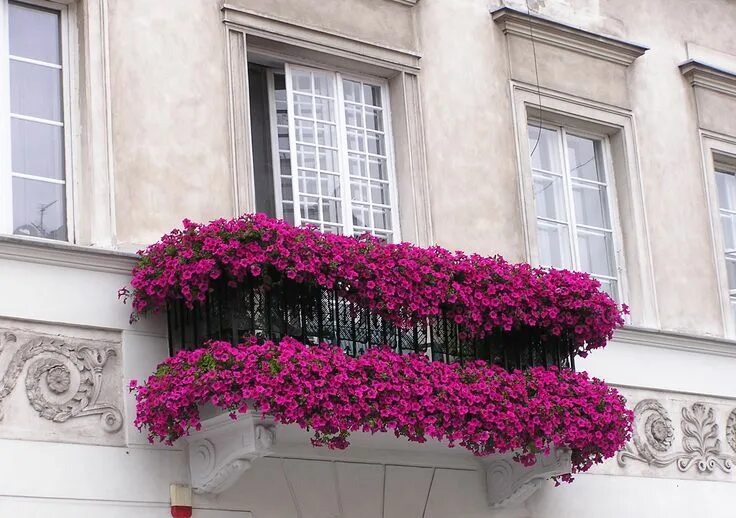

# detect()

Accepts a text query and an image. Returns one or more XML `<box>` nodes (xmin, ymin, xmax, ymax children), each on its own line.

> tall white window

<box><xmin>528</xmin><ymin>123</ymin><xmax>620</xmax><ymax>298</ymax></box>
<box><xmin>715</xmin><ymin>169</ymin><xmax>736</xmax><ymax>321</ymax></box>
<box><xmin>250</xmin><ymin>62</ymin><xmax>398</xmax><ymax>242</ymax></box>
<box><xmin>1</xmin><ymin>1</ymin><xmax>70</xmax><ymax>241</ymax></box>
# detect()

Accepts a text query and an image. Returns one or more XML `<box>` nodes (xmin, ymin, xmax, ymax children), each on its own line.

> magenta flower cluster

<box><xmin>131</xmin><ymin>337</ymin><xmax>633</xmax><ymax>480</ymax></box>
<box><xmin>124</xmin><ymin>214</ymin><xmax>626</xmax><ymax>356</ymax></box>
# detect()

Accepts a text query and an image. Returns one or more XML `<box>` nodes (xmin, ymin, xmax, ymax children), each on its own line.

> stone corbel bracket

<box><xmin>187</xmin><ymin>411</ymin><xmax>276</xmax><ymax>494</ymax></box>
<box><xmin>481</xmin><ymin>447</ymin><xmax>572</xmax><ymax>508</ymax></box>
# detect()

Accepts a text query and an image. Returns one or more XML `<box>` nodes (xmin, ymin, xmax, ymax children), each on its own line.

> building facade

<box><xmin>1</xmin><ymin>0</ymin><xmax>736</xmax><ymax>516</ymax></box>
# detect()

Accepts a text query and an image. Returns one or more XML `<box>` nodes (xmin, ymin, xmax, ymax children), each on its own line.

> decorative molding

<box><xmin>680</xmin><ymin>60</ymin><xmax>736</xmax><ymax>99</ymax></box>
<box><xmin>491</xmin><ymin>6</ymin><xmax>648</xmax><ymax>66</ymax></box>
<box><xmin>618</xmin><ymin>399</ymin><xmax>734</xmax><ymax>474</ymax></box>
<box><xmin>187</xmin><ymin>411</ymin><xmax>275</xmax><ymax>494</ymax></box>
<box><xmin>386</xmin><ymin>0</ymin><xmax>419</xmax><ymax>5</ymax></box>
<box><xmin>612</xmin><ymin>326</ymin><xmax>736</xmax><ymax>359</ymax></box>
<box><xmin>0</xmin><ymin>235</ymin><xmax>136</xmax><ymax>275</ymax></box>
<box><xmin>225</xmin><ymin>27</ymin><xmax>256</xmax><ymax>216</ymax></box>
<box><xmin>481</xmin><ymin>448</ymin><xmax>572</xmax><ymax>509</ymax></box>
<box><xmin>0</xmin><ymin>330</ymin><xmax>122</xmax><ymax>432</ymax></box>
<box><xmin>221</xmin><ymin>5</ymin><xmax>421</xmax><ymax>73</ymax></box>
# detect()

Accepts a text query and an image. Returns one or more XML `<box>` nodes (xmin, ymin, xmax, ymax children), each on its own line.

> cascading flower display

<box><xmin>122</xmin><ymin>213</ymin><xmax>626</xmax><ymax>356</ymax></box>
<box><xmin>130</xmin><ymin>337</ymin><xmax>633</xmax><ymax>480</ymax></box>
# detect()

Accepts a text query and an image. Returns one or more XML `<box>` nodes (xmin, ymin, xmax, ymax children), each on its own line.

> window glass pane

<box><xmin>365</xmin><ymin>107</ymin><xmax>384</xmax><ymax>132</ymax></box>
<box><xmin>320</xmin><ymin>173</ymin><xmax>341</xmax><ymax>197</ymax></box>
<box><xmin>533</xmin><ymin>172</ymin><xmax>566</xmax><ymax>221</ymax></box>
<box><xmin>11</xmin><ymin>117</ymin><xmax>64</xmax><ymax>180</ymax></box>
<box><xmin>352</xmin><ymin>204</ymin><xmax>371</xmax><ymax>227</ymax></box>
<box><xmin>299</xmin><ymin>195</ymin><xmax>320</xmax><ymax>221</ymax></box>
<box><xmin>12</xmin><ymin>176</ymin><xmax>66</xmax><ymax>240</ymax></box>
<box><xmin>528</xmin><ymin>125</ymin><xmax>561</xmax><ymax>173</ymax></box>
<box><xmin>9</xmin><ymin>3</ymin><xmax>60</xmax><ymax>64</ymax></box>
<box><xmin>348</xmin><ymin>154</ymin><xmax>367</xmax><ymax>177</ymax></box>
<box><xmin>721</xmin><ymin>213</ymin><xmax>736</xmax><ymax>251</ymax></box>
<box><xmin>726</xmin><ymin>254</ymin><xmax>736</xmax><ymax>290</ymax></box>
<box><xmin>314</xmin><ymin>97</ymin><xmax>334</xmax><ymax>122</ymax></box>
<box><xmin>318</xmin><ymin>149</ymin><xmax>339</xmax><ymax>173</ymax></box>
<box><xmin>566</xmin><ymin>134</ymin><xmax>605</xmax><ymax>182</ymax></box>
<box><xmin>716</xmin><ymin>171</ymin><xmax>736</xmax><ymax>211</ymax></box>
<box><xmin>363</xmin><ymin>84</ymin><xmax>382</xmax><ymax>107</ymax></box>
<box><xmin>298</xmin><ymin>170</ymin><xmax>318</xmax><ymax>195</ymax></box>
<box><xmin>372</xmin><ymin>207</ymin><xmax>391</xmax><ymax>230</ymax></box>
<box><xmin>577</xmin><ymin>228</ymin><xmax>616</xmax><ymax>277</ymax></box>
<box><xmin>366</xmin><ymin>131</ymin><xmax>385</xmax><ymax>155</ymax></box>
<box><xmin>595</xmin><ymin>277</ymin><xmax>618</xmax><ymax>300</ymax></box>
<box><xmin>346</xmin><ymin>128</ymin><xmax>365</xmax><ymax>152</ymax></box>
<box><xmin>344</xmin><ymin>103</ymin><xmax>363</xmax><ymax>127</ymax></box>
<box><xmin>10</xmin><ymin>60</ymin><xmax>63</xmax><ymax>122</ymax></box>
<box><xmin>316</xmin><ymin>123</ymin><xmax>337</xmax><ymax>147</ymax></box>
<box><xmin>537</xmin><ymin>220</ymin><xmax>572</xmax><ymax>269</ymax></box>
<box><xmin>294</xmin><ymin>119</ymin><xmax>315</xmax><ymax>143</ymax></box>
<box><xmin>368</xmin><ymin>157</ymin><xmax>387</xmax><ymax>180</ymax></box>
<box><xmin>296</xmin><ymin>145</ymin><xmax>317</xmax><ymax>169</ymax></box>
<box><xmin>572</xmin><ymin>180</ymin><xmax>611</xmax><ymax>229</ymax></box>
<box><xmin>313</xmin><ymin>73</ymin><xmax>334</xmax><ymax>97</ymax></box>
<box><xmin>293</xmin><ymin>94</ymin><xmax>313</xmax><ymax>118</ymax></box>
<box><xmin>343</xmin><ymin>80</ymin><xmax>363</xmax><ymax>103</ymax></box>
<box><xmin>322</xmin><ymin>199</ymin><xmax>342</xmax><ymax>224</ymax></box>
<box><xmin>371</xmin><ymin>182</ymin><xmax>390</xmax><ymax>206</ymax></box>
<box><xmin>292</xmin><ymin>71</ymin><xmax>312</xmax><ymax>93</ymax></box>
<box><xmin>351</xmin><ymin>181</ymin><xmax>370</xmax><ymax>203</ymax></box>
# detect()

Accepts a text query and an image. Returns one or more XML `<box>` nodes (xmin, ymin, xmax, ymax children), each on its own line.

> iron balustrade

<box><xmin>166</xmin><ymin>278</ymin><xmax>576</xmax><ymax>371</ymax></box>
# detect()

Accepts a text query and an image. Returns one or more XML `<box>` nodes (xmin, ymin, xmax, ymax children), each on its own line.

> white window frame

<box><xmin>510</xmin><ymin>82</ymin><xmax>662</xmax><ymax>329</ymax></box>
<box><xmin>526</xmin><ymin>119</ymin><xmax>625</xmax><ymax>300</ymax></box>
<box><xmin>701</xmin><ymin>131</ymin><xmax>736</xmax><ymax>338</ymax></box>
<box><xmin>261</xmin><ymin>60</ymin><xmax>401</xmax><ymax>241</ymax></box>
<box><xmin>0</xmin><ymin>0</ymin><xmax>76</xmax><ymax>242</ymax></box>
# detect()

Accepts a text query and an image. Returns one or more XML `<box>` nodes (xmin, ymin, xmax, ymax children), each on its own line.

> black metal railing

<box><xmin>166</xmin><ymin>278</ymin><xmax>575</xmax><ymax>371</ymax></box>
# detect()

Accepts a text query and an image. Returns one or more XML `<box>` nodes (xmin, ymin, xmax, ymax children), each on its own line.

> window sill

<box><xmin>0</xmin><ymin>234</ymin><xmax>137</xmax><ymax>275</ymax></box>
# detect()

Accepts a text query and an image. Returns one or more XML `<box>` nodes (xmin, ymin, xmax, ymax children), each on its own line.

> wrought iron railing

<box><xmin>167</xmin><ymin>278</ymin><xmax>575</xmax><ymax>371</ymax></box>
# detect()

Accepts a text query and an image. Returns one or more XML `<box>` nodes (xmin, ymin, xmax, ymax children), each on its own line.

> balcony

<box><xmin>124</xmin><ymin>214</ymin><xmax>631</xmax><ymax>510</ymax></box>
<box><xmin>166</xmin><ymin>277</ymin><xmax>577</xmax><ymax>371</ymax></box>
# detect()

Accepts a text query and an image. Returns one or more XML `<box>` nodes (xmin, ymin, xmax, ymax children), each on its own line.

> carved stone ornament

<box><xmin>187</xmin><ymin>410</ymin><xmax>275</xmax><ymax>494</ymax></box>
<box><xmin>618</xmin><ymin>399</ymin><xmax>734</xmax><ymax>474</ymax></box>
<box><xmin>727</xmin><ymin>409</ymin><xmax>736</xmax><ymax>454</ymax></box>
<box><xmin>481</xmin><ymin>447</ymin><xmax>572</xmax><ymax>508</ymax></box>
<box><xmin>0</xmin><ymin>331</ymin><xmax>122</xmax><ymax>433</ymax></box>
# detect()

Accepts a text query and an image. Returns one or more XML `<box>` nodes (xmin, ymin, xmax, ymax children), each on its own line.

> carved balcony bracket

<box><xmin>481</xmin><ymin>447</ymin><xmax>572</xmax><ymax>509</ymax></box>
<box><xmin>187</xmin><ymin>410</ymin><xmax>276</xmax><ymax>494</ymax></box>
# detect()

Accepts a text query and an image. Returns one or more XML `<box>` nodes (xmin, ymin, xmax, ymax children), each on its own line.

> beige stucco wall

<box><xmin>104</xmin><ymin>0</ymin><xmax>736</xmax><ymax>338</ymax></box>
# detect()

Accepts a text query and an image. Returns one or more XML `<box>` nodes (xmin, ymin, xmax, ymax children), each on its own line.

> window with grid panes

<box><xmin>528</xmin><ymin>123</ymin><xmax>620</xmax><ymax>299</ymax></box>
<box><xmin>249</xmin><ymin>62</ymin><xmax>397</xmax><ymax>242</ymax></box>
<box><xmin>2</xmin><ymin>1</ymin><xmax>70</xmax><ymax>241</ymax></box>
<box><xmin>715</xmin><ymin>169</ymin><xmax>736</xmax><ymax>322</ymax></box>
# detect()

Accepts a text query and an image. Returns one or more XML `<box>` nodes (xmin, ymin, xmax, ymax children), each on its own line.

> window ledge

<box><xmin>0</xmin><ymin>235</ymin><xmax>137</xmax><ymax>275</ymax></box>
<box><xmin>680</xmin><ymin>59</ymin><xmax>736</xmax><ymax>98</ymax></box>
<box><xmin>386</xmin><ymin>0</ymin><xmax>419</xmax><ymax>5</ymax></box>
<box><xmin>491</xmin><ymin>6</ymin><xmax>648</xmax><ymax>66</ymax></box>
<box><xmin>614</xmin><ymin>326</ymin><xmax>736</xmax><ymax>359</ymax></box>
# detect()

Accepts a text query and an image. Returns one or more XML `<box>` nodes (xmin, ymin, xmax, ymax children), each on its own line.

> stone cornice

<box><xmin>0</xmin><ymin>235</ymin><xmax>137</xmax><ymax>275</ymax></box>
<box><xmin>386</xmin><ymin>0</ymin><xmax>419</xmax><ymax>5</ymax></box>
<box><xmin>680</xmin><ymin>59</ymin><xmax>736</xmax><ymax>98</ymax></box>
<box><xmin>613</xmin><ymin>326</ymin><xmax>736</xmax><ymax>359</ymax></box>
<box><xmin>222</xmin><ymin>4</ymin><xmax>421</xmax><ymax>72</ymax></box>
<box><xmin>491</xmin><ymin>6</ymin><xmax>648</xmax><ymax>66</ymax></box>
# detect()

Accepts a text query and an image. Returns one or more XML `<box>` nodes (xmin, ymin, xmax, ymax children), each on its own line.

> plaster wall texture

<box><xmin>2</xmin><ymin>0</ymin><xmax>736</xmax><ymax>516</ymax></box>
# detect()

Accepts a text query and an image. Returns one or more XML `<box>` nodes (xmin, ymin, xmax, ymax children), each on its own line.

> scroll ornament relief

<box><xmin>617</xmin><ymin>398</ymin><xmax>736</xmax><ymax>474</ymax></box>
<box><xmin>0</xmin><ymin>331</ymin><xmax>122</xmax><ymax>432</ymax></box>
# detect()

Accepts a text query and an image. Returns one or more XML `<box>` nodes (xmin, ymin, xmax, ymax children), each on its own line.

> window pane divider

<box><xmin>575</xmin><ymin>223</ymin><xmax>614</xmax><ymax>233</ymax></box>
<box><xmin>10</xmin><ymin>113</ymin><xmax>63</xmax><ymax>126</ymax></box>
<box><xmin>10</xmin><ymin>172</ymin><xmax>65</xmax><ymax>184</ymax></box>
<box><xmin>284</xmin><ymin>63</ymin><xmax>302</xmax><ymax>227</ymax></box>
<box><xmin>9</xmin><ymin>54</ymin><xmax>61</xmax><ymax>69</ymax></box>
